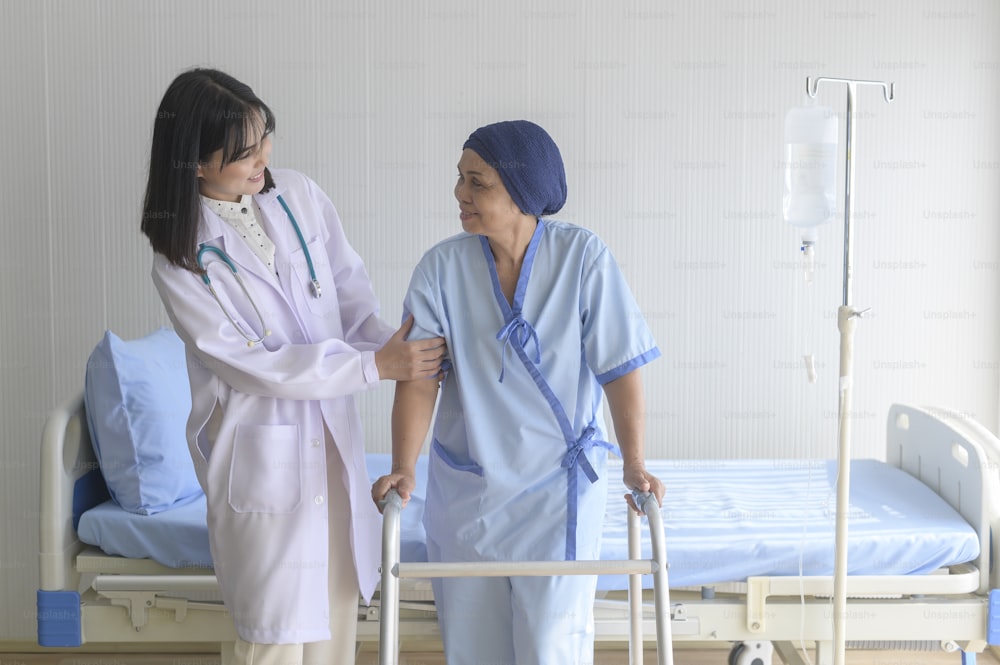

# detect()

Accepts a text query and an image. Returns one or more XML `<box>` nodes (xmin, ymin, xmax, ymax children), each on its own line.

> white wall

<box><xmin>2</xmin><ymin>0</ymin><xmax>997</xmax><ymax>643</ymax></box>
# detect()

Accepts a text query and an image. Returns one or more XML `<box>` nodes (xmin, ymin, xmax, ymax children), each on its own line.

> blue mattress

<box><xmin>77</xmin><ymin>455</ymin><xmax>980</xmax><ymax>590</ymax></box>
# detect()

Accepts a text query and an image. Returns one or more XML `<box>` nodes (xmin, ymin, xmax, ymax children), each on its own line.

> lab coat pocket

<box><xmin>290</xmin><ymin>237</ymin><xmax>339</xmax><ymax>317</ymax></box>
<box><xmin>229</xmin><ymin>424</ymin><xmax>302</xmax><ymax>513</ymax></box>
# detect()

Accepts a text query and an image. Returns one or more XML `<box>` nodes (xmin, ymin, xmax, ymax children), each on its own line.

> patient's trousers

<box><xmin>428</xmin><ymin>539</ymin><xmax>598</xmax><ymax>665</ymax></box>
<box><xmin>222</xmin><ymin>434</ymin><xmax>359</xmax><ymax>665</ymax></box>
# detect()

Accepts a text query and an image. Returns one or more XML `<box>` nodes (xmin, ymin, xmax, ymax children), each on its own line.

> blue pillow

<box><xmin>84</xmin><ymin>328</ymin><xmax>203</xmax><ymax>515</ymax></box>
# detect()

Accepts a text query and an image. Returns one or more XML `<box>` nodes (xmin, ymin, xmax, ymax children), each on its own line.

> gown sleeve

<box><xmin>400</xmin><ymin>261</ymin><xmax>446</xmax><ymax>341</ymax></box>
<box><xmin>579</xmin><ymin>241</ymin><xmax>661</xmax><ymax>384</ymax></box>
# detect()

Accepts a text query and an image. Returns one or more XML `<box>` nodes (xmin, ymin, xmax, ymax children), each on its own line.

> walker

<box><xmin>377</xmin><ymin>489</ymin><xmax>674</xmax><ymax>665</ymax></box>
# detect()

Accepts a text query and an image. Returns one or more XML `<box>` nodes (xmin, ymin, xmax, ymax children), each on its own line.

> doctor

<box><xmin>372</xmin><ymin>120</ymin><xmax>665</xmax><ymax>664</ymax></box>
<box><xmin>140</xmin><ymin>68</ymin><xmax>445</xmax><ymax>665</ymax></box>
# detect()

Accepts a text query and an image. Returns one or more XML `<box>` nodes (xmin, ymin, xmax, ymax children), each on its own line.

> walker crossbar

<box><xmin>393</xmin><ymin>559</ymin><xmax>657</xmax><ymax>578</ymax></box>
<box><xmin>377</xmin><ymin>489</ymin><xmax>674</xmax><ymax>665</ymax></box>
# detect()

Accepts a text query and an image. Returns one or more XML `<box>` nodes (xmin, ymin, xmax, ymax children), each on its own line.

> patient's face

<box><xmin>454</xmin><ymin>148</ymin><xmax>524</xmax><ymax>236</ymax></box>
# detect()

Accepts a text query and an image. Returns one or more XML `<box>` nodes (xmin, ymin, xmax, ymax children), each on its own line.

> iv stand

<box><xmin>806</xmin><ymin>76</ymin><xmax>893</xmax><ymax>665</ymax></box>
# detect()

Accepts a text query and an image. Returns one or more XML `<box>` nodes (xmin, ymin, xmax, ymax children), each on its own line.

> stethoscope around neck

<box><xmin>196</xmin><ymin>194</ymin><xmax>320</xmax><ymax>347</ymax></box>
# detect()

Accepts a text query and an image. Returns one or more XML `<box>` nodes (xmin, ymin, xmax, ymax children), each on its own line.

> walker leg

<box><xmin>627</xmin><ymin>505</ymin><xmax>643</xmax><ymax>665</ymax></box>
<box><xmin>642</xmin><ymin>498</ymin><xmax>673</xmax><ymax>665</ymax></box>
<box><xmin>379</xmin><ymin>491</ymin><xmax>404</xmax><ymax>665</ymax></box>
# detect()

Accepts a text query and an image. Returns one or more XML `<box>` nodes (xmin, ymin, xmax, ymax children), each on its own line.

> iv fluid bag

<box><xmin>783</xmin><ymin>105</ymin><xmax>838</xmax><ymax>239</ymax></box>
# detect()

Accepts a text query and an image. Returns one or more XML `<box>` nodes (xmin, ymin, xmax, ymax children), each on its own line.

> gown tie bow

<box><xmin>561</xmin><ymin>426</ymin><xmax>614</xmax><ymax>484</ymax></box>
<box><xmin>496</xmin><ymin>314</ymin><xmax>541</xmax><ymax>382</ymax></box>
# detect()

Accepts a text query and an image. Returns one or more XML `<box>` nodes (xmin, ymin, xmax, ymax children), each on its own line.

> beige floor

<box><xmin>359</xmin><ymin>649</ymin><xmax>998</xmax><ymax>664</ymax></box>
<box><xmin>1</xmin><ymin>649</ymin><xmax>996</xmax><ymax>665</ymax></box>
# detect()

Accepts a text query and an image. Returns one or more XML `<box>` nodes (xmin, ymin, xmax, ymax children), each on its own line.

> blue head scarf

<box><xmin>463</xmin><ymin>120</ymin><xmax>567</xmax><ymax>217</ymax></box>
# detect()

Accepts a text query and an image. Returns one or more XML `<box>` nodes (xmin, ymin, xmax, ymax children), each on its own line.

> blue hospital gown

<box><xmin>403</xmin><ymin>219</ymin><xmax>660</xmax><ymax>564</ymax></box>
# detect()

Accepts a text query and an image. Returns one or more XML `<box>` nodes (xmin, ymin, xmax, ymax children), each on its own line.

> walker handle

<box><xmin>379</xmin><ymin>488</ymin><xmax>404</xmax><ymax>512</ymax></box>
<box><xmin>631</xmin><ymin>489</ymin><xmax>656</xmax><ymax>514</ymax></box>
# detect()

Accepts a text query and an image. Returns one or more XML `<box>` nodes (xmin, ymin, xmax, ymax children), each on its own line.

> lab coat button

<box><xmin>311</xmin><ymin>438</ymin><xmax>321</xmax><ymax>447</ymax></box>
<box><xmin>314</xmin><ymin>495</ymin><xmax>324</xmax><ymax>505</ymax></box>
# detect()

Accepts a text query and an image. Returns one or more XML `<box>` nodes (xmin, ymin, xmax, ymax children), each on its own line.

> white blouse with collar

<box><xmin>201</xmin><ymin>193</ymin><xmax>276</xmax><ymax>272</ymax></box>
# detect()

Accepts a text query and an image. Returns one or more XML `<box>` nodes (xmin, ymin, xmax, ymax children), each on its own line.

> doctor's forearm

<box><xmin>154</xmin><ymin>263</ymin><xmax>380</xmax><ymax>401</ymax></box>
<box><xmin>188</xmin><ymin>332</ymin><xmax>378</xmax><ymax>400</ymax></box>
<box><xmin>341</xmin><ymin>312</ymin><xmax>396</xmax><ymax>350</ymax></box>
<box><xmin>603</xmin><ymin>369</ymin><xmax>647</xmax><ymax>470</ymax></box>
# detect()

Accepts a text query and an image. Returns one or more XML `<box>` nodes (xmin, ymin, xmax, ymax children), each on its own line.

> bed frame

<box><xmin>37</xmin><ymin>397</ymin><xmax>1000</xmax><ymax>663</ymax></box>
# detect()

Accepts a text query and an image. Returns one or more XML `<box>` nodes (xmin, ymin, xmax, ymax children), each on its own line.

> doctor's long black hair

<box><xmin>140</xmin><ymin>68</ymin><xmax>275</xmax><ymax>273</ymax></box>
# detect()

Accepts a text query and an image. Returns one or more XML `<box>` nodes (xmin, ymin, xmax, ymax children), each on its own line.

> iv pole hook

<box><xmin>807</xmin><ymin>76</ymin><xmax>895</xmax><ymax>104</ymax></box>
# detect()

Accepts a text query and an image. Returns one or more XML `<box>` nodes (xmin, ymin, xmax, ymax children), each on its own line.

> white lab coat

<box><xmin>151</xmin><ymin>168</ymin><xmax>394</xmax><ymax>644</ymax></box>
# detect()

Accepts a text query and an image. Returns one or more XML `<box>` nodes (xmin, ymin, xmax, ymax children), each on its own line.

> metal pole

<box><xmin>628</xmin><ymin>505</ymin><xmax>644</xmax><ymax>665</ymax></box>
<box><xmin>378</xmin><ymin>491</ymin><xmax>403</xmax><ymax>665</ymax></box>
<box><xmin>833</xmin><ymin>304</ymin><xmax>856</xmax><ymax>665</ymax></box>
<box><xmin>397</xmin><ymin>558</ymin><xmax>655</xmax><ymax>578</ymax></box>
<box><xmin>832</xmin><ymin>79</ymin><xmax>858</xmax><ymax>665</ymax></box>
<box><xmin>841</xmin><ymin>82</ymin><xmax>857</xmax><ymax>308</ymax></box>
<box><xmin>805</xmin><ymin>76</ymin><xmax>893</xmax><ymax>665</ymax></box>
<box><xmin>641</xmin><ymin>494</ymin><xmax>674</xmax><ymax>665</ymax></box>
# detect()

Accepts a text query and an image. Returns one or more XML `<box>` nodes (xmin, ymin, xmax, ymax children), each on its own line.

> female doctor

<box><xmin>140</xmin><ymin>68</ymin><xmax>445</xmax><ymax>665</ymax></box>
<box><xmin>372</xmin><ymin>120</ymin><xmax>665</xmax><ymax>664</ymax></box>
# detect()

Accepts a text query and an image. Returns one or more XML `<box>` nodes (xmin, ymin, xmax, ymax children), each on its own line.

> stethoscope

<box><xmin>197</xmin><ymin>194</ymin><xmax>320</xmax><ymax>347</ymax></box>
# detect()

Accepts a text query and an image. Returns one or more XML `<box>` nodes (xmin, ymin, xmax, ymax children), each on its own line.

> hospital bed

<box><xmin>38</xmin><ymin>395</ymin><xmax>1000</xmax><ymax>664</ymax></box>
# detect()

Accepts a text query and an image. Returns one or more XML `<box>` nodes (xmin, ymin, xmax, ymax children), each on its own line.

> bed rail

<box><xmin>886</xmin><ymin>403</ymin><xmax>1000</xmax><ymax>594</ymax></box>
<box><xmin>378</xmin><ymin>489</ymin><xmax>674</xmax><ymax>665</ymax></box>
<box><xmin>39</xmin><ymin>393</ymin><xmax>92</xmax><ymax>594</ymax></box>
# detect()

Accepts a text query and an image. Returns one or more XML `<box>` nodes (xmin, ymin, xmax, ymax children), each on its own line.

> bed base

<box><xmin>37</xmin><ymin>398</ymin><xmax>1000</xmax><ymax>663</ymax></box>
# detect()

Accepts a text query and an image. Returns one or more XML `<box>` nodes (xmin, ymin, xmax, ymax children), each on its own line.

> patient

<box><xmin>372</xmin><ymin>120</ymin><xmax>665</xmax><ymax>664</ymax></box>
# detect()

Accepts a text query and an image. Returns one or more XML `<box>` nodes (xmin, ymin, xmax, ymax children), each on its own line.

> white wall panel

<box><xmin>1</xmin><ymin>0</ymin><xmax>997</xmax><ymax>642</ymax></box>
<box><xmin>1</xmin><ymin>0</ymin><xmax>56</xmax><ymax>642</ymax></box>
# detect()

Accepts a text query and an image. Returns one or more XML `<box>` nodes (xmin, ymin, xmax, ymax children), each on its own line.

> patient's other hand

<box><xmin>371</xmin><ymin>473</ymin><xmax>417</xmax><ymax>513</ymax></box>
<box><xmin>623</xmin><ymin>466</ymin><xmax>665</xmax><ymax>515</ymax></box>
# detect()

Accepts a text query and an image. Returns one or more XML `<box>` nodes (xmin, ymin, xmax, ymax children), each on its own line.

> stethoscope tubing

<box><xmin>196</xmin><ymin>194</ymin><xmax>319</xmax><ymax>346</ymax></box>
<box><xmin>277</xmin><ymin>194</ymin><xmax>321</xmax><ymax>298</ymax></box>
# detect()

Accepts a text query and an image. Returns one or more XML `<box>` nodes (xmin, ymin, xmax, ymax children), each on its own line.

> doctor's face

<box><xmin>198</xmin><ymin>117</ymin><xmax>272</xmax><ymax>203</ymax></box>
<box><xmin>455</xmin><ymin>149</ymin><xmax>525</xmax><ymax>236</ymax></box>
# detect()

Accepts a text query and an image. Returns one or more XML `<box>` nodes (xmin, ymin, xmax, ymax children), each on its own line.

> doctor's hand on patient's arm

<box><xmin>375</xmin><ymin>315</ymin><xmax>446</xmax><ymax>381</ymax></box>
<box><xmin>371</xmin><ymin>473</ymin><xmax>417</xmax><ymax>514</ymax></box>
<box><xmin>623</xmin><ymin>466</ymin><xmax>665</xmax><ymax>516</ymax></box>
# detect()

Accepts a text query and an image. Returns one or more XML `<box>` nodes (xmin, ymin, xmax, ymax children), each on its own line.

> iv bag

<box><xmin>783</xmin><ymin>104</ymin><xmax>838</xmax><ymax>241</ymax></box>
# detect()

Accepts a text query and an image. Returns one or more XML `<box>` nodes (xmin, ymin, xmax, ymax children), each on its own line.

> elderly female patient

<box><xmin>372</xmin><ymin>120</ymin><xmax>665</xmax><ymax>664</ymax></box>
